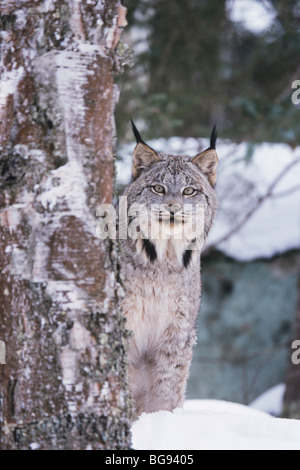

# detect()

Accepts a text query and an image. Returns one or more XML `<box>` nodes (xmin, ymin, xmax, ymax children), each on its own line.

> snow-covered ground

<box><xmin>131</xmin><ymin>395</ymin><xmax>300</xmax><ymax>450</ymax></box>
<box><xmin>250</xmin><ymin>384</ymin><xmax>286</xmax><ymax>417</ymax></box>
<box><xmin>117</xmin><ymin>138</ymin><xmax>300</xmax><ymax>261</ymax></box>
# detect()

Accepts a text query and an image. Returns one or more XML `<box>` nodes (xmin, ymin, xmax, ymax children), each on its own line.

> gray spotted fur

<box><xmin>120</xmin><ymin>127</ymin><xmax>218</xmax><ymax>416</ymax></box>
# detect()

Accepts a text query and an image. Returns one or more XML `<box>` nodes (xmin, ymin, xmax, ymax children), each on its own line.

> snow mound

<box><xmin>131</xmin><ymin>399</ymin><xmax>300</xmax><ymax>450</ymax></box>
<box><xmin>250</xmin><ymin>384</ymin><xmax>286</xmax><ymax>417</ymax></box>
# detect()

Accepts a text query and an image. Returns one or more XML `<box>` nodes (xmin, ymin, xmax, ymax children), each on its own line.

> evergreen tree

<box><xmin>117</xmin><ymin>0</ymin><xmax>300</xmax><ymax>144</ymax></box>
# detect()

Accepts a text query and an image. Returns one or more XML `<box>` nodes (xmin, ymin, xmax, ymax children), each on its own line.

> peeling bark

<box><xmin>0</xmin><ymin>0</ymin><xmax>131</xmax><ymax>449</ymax></box>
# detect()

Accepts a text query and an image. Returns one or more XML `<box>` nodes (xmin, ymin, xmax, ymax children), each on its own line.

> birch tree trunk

<box><xmin>0</xmin><ymin>0</ymin><xmax>131</xmax><ymax>449</ymax></box>
<box><xmin>282</xmin><ymin>274</ymin><xmax>300</xmax><ymax>419</ymax></box>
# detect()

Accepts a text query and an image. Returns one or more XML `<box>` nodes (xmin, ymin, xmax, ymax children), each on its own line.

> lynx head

<box><xmin>123</xmin><ymin>120</ymin><xmax>218</xmax><ymax>266</ymax></box>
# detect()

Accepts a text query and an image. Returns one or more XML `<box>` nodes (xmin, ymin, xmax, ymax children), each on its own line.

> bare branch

<box><xmin>205</xmin><ymin>155</ymin><xmax>300</xmax><ymax>250</ymax></box>
<box><xmin>272</xmin><ymin>184</ymin><xmax>300</xmax><ymax>199</ymax></box>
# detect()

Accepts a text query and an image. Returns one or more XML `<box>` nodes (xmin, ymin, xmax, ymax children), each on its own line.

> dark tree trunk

<box><xmin>282</xmin><ymin>271</ymin><xmax>300</xmax><ymax>419</ymax></box>
<box><xmin>0</xmin><ymin>0</ymin><xmax>131</xmax><ymax>449</ymax></box>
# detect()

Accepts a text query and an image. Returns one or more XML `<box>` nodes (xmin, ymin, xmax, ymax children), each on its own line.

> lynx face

<box><xmin>123</xmin><ymin>122</ymin><xmax>218</xmax><ymax>264</ymax></box>
<box><xmin>128</xmin><ymin>157</ymin><xmax>208</xmax><ymax>244</ymax></box>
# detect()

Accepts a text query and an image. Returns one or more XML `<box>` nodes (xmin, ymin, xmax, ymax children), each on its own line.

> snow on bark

<box><xmin>0</xmin><ymin>0</ymin><xmax>131</xmax><ymax>449</ymax></box>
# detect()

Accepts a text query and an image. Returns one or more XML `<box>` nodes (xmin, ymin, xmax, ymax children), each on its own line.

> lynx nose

<box><xmin>166</xmin><ymin>203</ymin><xmax>181</xmax><ymax>216</ymax></box>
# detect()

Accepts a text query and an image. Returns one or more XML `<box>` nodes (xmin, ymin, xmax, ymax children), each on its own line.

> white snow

<box><xmin>29</xmin><ymin>442</ymin><xmax>41</xmax><ymax>450</ymax></box>
<box><xmin>60</xmin><ymin>347</ymin><xmax>78</xmax><ymax>387</ymax></box>
<box><xmin>0</xmin><ymin>65</ymin><xmax>25</xmax><ymax>111</ymax></box>
<box><xmin>69</xmin><ymin>321</ymin><xmax>96</xmax><ymax>350</ymax></box>
<box><xmin>131</xmin><ymin>399</ymin><xmax>300</xmax><ymax>450</ymax></box>
<box><xmin>226</xmin><ymin>0</ymin><xmax>277</xmax><ymax>34</ymax></box>
<box><xmin>250</xmin><ymin>384</ymin><xmax>286</xmax><ymax>417</ymax></box>
<box><xmin>117</xmin><ymin>139</ymin><xmax>300</xmax><ymax>261</ymax></box>
<box><xmin>207</xmin><ymin>141</ymin><xmax>300</xmax><ymax>260</ymax></box>
<box><xmin>129</xmin><ymin>26</ymin><xmax>151</xmax><ymax>55</ymax></box>
<box><xmin>14</xmin><ymin>9</ymin><xmax>27</xmax><ymax>29</ymax></box>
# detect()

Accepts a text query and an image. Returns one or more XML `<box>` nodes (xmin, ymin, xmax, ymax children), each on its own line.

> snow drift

<box><xmin>131</xmin><ymin>399</ymin><xmax>300</xmax><ymax>450</ymax></box>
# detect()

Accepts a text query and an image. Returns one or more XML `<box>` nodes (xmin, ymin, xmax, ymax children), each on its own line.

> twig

<box><xmin>272</xmin><ymin>184</ymin><xmax>300</xmax><ymax>199</ymax></box>
<box><xmin>205</xmin><ymin>155</ymin><xmax>300</xmax><ymax>250</ymax></box>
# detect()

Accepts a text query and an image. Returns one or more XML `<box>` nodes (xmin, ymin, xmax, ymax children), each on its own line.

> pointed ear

<box><xmin>132</xmin><ymin>142</ymin><xmax>160</xmax><ymax>179</ymax></box>
<box><xmin>192</xmin><ymin>148</ymin><xmax>218</xmax><ymax>187</ymax></box>
<box><xmin>131</xmin><ymin>119</ymin><xmax>160</xmax><ymax>179</ymax></box>
<box><xmin>191</xmin><ymin>126</ymin><xmax>218</xmax><ymax>187</ymax></box>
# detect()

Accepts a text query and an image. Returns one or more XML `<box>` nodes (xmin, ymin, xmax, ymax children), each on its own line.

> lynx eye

<box><xmin>183</xmin><ymin>187</ymin><xmax>196</xmax><ymax>196</ymax></box>
<box><xmin>152</xmin><ymin>184</ymin><xmax>165</xmax><ymax>194</ymax></box>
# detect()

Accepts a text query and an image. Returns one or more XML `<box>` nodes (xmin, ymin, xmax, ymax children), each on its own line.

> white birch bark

<box><xmin>0</xmin><ymin>0</ymin><xmax>131</xmax><ymax>449</ymax></box>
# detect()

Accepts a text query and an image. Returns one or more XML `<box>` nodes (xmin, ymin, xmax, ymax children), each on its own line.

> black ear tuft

<box><xmin>209</xmin><ymin>125</ymin><xmax>217</xmax><ymax>150</ymax></box>
<box><xmin>131</xmin><ymin>119</ymin><xmax>146</xmax><ymax>145</ymax></box>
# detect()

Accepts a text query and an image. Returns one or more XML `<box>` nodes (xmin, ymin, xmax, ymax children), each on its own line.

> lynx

<box><xmin>120</xmin><ymin>121</ymin><xmax>218</xmax><ymax>416</ymax></box>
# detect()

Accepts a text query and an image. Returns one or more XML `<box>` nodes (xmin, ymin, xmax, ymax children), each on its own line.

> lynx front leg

<box><xmin>148</xmin><ymin>333</ymin><xmax>195</xmax><ymax>413</ymax></box>
<box><xmin>131</xmin><ymin>327</ymin><xmax>196</xmax><ymax>416</ymax></box>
